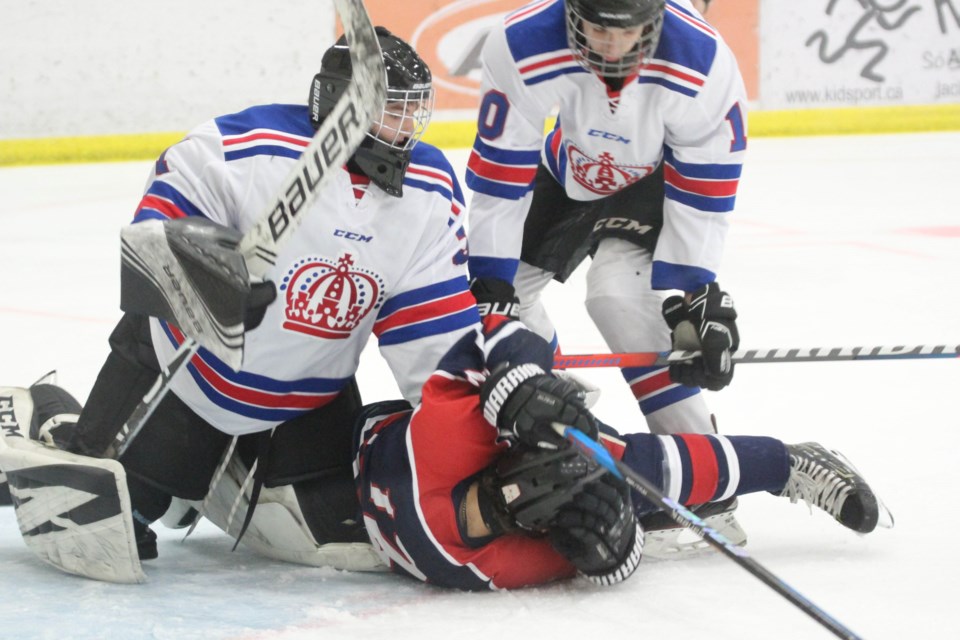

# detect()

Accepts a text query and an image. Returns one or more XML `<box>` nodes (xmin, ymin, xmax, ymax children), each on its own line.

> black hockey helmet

<box><xmin>565</xmin><ymin>0</ymin><xmax>666</xmax><ymax>78</ymax></box>
<box><xmin>309</xmin><ymin>26</ymin><xmax>434</xmax><ymax>197</ymax></box>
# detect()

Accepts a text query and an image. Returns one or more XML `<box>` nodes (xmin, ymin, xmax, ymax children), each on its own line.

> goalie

<box><xmin>0</xmin><ymin>26</ymin><xmax>480</xmax><ymax>583</ymax></box>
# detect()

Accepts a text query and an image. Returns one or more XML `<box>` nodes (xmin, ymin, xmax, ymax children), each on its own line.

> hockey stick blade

<box><xmin>114</xmin><ymin>0</ymin><xmax>385</xmax><ymax>458</ymax></box>
<box><xmin>558</xmin><ymin>426</ymin><xmax>864</xmax><ymax>640</ymax></box>
<box><xmin>554</xmin><ymin>343</ymin><xmax>960</xmax><ymax>369</ymax></box>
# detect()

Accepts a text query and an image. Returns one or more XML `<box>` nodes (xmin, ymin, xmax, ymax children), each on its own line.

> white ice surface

<box><xmin>2</xmin><ymin>132</ymin><xmax>959</xmax><ymax>639</ymax></box>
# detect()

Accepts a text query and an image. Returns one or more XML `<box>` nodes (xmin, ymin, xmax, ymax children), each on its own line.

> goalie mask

<box><xmin>565</xmin><ymin>0</ymin><xmax>666</xmax><ymax>79</ymax></box>
<box><xmin>310</xmin><ymin>26</ymin><xmax>434</xmax><ymax>197</ymax></box>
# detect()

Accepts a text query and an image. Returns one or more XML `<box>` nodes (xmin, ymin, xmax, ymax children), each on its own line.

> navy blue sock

<box><xmin>616</xmin><ymin>432</ymin><xmax>790</xmax><ymax>513</ymax></box>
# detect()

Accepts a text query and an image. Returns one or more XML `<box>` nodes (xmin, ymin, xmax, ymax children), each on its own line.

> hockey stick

<box><xmin>554</xmin><ymin>343</ymin><xmax>960</xmax><ymax>369</ymax></box>
<box><xmin>558</xmin><ymin>426</ymin><xmax>863</xmax><ymax>640</ymax></box>
<box><xmin>112</xmin><ymin>0</ymin><xmax>385</xmax><ymax>458</ymax></box>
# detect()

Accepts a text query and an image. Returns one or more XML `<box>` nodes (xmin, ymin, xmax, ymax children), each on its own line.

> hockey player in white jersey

<box><xmin>463</xmin><ymin>0</ymin><xmax>747</xmax><ymax>553</ymax></box>
<box><xmin>1</xmin><ymin>27</ymin><xmax>480</xmax><ymax>567</ymax></box>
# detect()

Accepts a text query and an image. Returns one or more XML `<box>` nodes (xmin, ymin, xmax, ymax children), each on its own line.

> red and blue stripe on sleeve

<box><xmin>465</xmin><ymin>137</ymin><xmax>540</xmax><ymax>201</ymax></box>
<box><xmin>133</xmin><ymin>181</ymin><xmax>207</xmax><ymax>223</ymax></box>
<box><xmin>374</xmin><ymin>277</ymin><xmax>480</xmax><ymax>346</ymax></box>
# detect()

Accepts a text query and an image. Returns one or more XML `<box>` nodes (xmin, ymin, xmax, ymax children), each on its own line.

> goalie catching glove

<box><xmin>120</xmin><ymin>217</ymin><xmax>276</xmax><ymax>369</ymax></box>
<box><xmin>481</xmin><ymin>366</ymin><xmax>598</xmax><ymax>449</ymax></box>
<box><xmin>475</xmin><ymin>445</ymin><xmax>643</xmax><ymax>585</ymax></box>
<box><xmin>662</xmin><ymin>282</ymin><xmax>739</xmax><ymax>391</ymax></box>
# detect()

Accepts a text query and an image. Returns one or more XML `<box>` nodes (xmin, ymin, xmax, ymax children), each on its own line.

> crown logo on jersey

<box><xmin>280</xmin><ymin>253</ymin><xmax>384</xmax><ymax>339</ymax></box>
<box><xmin>568</xmin><ymin>145</ymin><xmax>656</xmax><ymax>195</ymax></box>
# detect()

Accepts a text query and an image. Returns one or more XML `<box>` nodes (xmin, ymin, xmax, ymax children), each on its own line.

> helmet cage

<box><xmin>368</xmin><ymin>84</ymin><xmax>435</xmax><ymax>153</ymax></box>
<box><xmin>565</xmin><ymin>0</ymin><xmax>665</xmax><ymax>78</ymax></box>
<box><xmin>309</xmin><ymin>26</ymin><xmax>434</xmax><ymax>197</ymax></box>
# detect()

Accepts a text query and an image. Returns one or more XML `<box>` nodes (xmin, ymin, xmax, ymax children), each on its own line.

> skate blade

<box><xmin>642</xmin><ymin>508</ymin><xmax>747</xmax><ymax>560</ymax></box>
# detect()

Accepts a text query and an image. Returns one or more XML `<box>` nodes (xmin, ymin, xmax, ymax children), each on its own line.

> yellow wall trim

<box><xmin>2</xmin><ymin>104</ymin><xmax>958</xmax><ymax>167</ymax></box>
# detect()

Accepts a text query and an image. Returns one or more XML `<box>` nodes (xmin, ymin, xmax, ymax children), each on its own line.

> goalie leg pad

<box><xmin>196</xmin><ymin>381</ymin><xmax>383</xmax><ymax>570</ymax></box>
<box><xmin>199</xmin><ymin>453</ymin><xmax>385</xmax><ymax>571</ymax></box>
<box><xmin>0</xmin><ymin>431</ymin><xmax>145</xmax><ymax>583</ymax></box>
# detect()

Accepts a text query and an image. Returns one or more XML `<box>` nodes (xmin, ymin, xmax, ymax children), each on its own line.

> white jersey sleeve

<box><xmin>133</xmin><ymin>120</ymin><xmax>236</xmax><ymax>226</ymax></box>
<box><xmin>372</xmin><ymin>146</ymin><xmax>481</xmax><ymax>404</ymax></box>
<box><xmin>464</xmin><ymin>17</ymin><xmax>548</xmax><ymax>284</ymax></box>
<box><xmin>654</xmin><ymin>25</ymin><xmax>747</xmax><ymax>291</ymax></box>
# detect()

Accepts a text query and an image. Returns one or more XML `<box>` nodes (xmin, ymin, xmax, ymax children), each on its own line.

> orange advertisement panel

<box><xmin>361</xmin><ymin>0</ymin><xmax>758</xmax><ymax>112</ymax></box>
<box><xmin>706</xmin><ymin>0</ymin><xmax>759</xmax><ymax>100</ymax></box>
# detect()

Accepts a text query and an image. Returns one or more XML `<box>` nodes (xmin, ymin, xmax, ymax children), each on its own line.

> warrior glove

<box><xmin>475</xmin><ymin>445</ymin><xmax>643</xmax><ymax>585</ymax></box>
<box><xmin>470</xmin><ymin>277</ymin><xmax>520</xmax><ymax>320</ymax></box>
<box><xmin>476</xmin><ymin>446</ymin><xmax>604</xmax><ymax>535</ymax></box>
<box><xmin>662</xmin><ymin>282</ymin><xmax>739</xmax><ymax>391</ymax></box>
<box><xmin>548</xmin><ymin>473</ymin><xmax>643</xmax><ymax>586</ymax></box>
<box><xmin>481</xmin><ymin>367</ymin><xmax>598</xmax><ymax>449</ymax></box>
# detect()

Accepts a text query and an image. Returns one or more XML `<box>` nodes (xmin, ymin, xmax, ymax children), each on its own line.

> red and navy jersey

<box><xmin>132</xmin><ymin>103</ymin><xmax>479</xmax><ymax>435</ymax></box>
<box><xmin>353</xmin><ymin>319</ymin><xmax>790</xmax><ymax>589</ymax></box>
<box><xmin>353</xmin><ymin>320</ymin><xmax>575</xmax><ymax>590</ymax></box>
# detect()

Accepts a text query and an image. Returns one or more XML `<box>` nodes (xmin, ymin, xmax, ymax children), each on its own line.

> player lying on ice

<box><xmin>0</xmin><ymin>314</ymin><xmax>890</xmax><ymax>586</ymax></box>
<box><xmin>350</xmin><ymin>316</ymin><xmax>892</xmax><ymax>589</ymax></box>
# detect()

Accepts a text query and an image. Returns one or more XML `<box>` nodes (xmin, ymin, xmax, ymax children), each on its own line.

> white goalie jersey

<box><xmin>465</xmin><ymin>0</ymin><xmax>748</xmax><ymax>292</ymax></box>
<box><xmin>135</xmin><ymin>104</ymin><xmax>479</xmax><ymax>436</ymax></box>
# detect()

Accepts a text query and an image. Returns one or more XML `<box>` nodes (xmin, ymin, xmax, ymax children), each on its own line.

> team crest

<box><xmin>280</xmin><ymin>253</ymin><xmax>385</xmax><ymax>339</ymax></box>
<box><xmin>568</xmin><ymin>145</ymin><xmax>655</xmax><ymax>195</ymax></box>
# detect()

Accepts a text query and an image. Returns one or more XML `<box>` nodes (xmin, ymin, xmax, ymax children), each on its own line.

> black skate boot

<box><xmin>780</xmin><ymin>442</ymin><xmax>891</xmax><ymax>534</ymax></box>
<box><xmin>134</xmin><ymin>521</ymin><xmax>159</xmax><ymax>561</ymax></box>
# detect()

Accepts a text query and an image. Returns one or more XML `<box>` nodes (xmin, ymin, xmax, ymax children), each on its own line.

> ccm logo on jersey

<box><xmin>588</xmin><ymin>129</ymin><xmax>630</xmax><ymax>144</ymax></box>
<box><xmin>334</xmin><ymin>229</ymin><xmax>373</xmax><ymax>242</ymax></box>
<box><xmin>593</xmin><ymin>218</ymin><xmax>653</xmax><ymax>235</ymax></box>
<box><xmin>0</xmin><ymin>396</ymin><xmax>20</xmax><ymax>439</ymax></box>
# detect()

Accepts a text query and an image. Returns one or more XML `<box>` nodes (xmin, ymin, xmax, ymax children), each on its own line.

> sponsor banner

<box><xmin>364</xmin><ymin>0</ymin><xmax>521</xmax><ymax>111</ymax></box>
<box><xmin>705</xmin><ymin>0</ymin><xmax>759</xmax><ymax>101</ymax></box>
<box><xmin>761</xmin><ymin>1</ymin><xmax>960</xmax><ymax>110</ymax></box>
<box><xmin>363</xmin><ymin>0</ymin><xmax>759</xmax><ymax>113</ymax></box>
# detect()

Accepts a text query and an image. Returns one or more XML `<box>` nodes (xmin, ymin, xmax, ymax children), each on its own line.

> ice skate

<box><xmin>780</xmin><ymin>442</ymin><xmax>893</xmax><ymax>533</ymax></box>
<box><xmin>640</xmin><ymin>496</ymin><xmax>746</xmax><ymax>559</ymax></box>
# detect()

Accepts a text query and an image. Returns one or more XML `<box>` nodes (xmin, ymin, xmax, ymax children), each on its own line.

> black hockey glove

<box><xmin>662</xmin><ymin>282</ymin><xmax>739</xmax><ymax>391</ymax></box>
<box><xmin>548</xmin><ymin>474</ymin><xmax>643</xmax><ymax>585</ymax></box>
<box><xmin>476</xmin><ymin>445</ymin><xmax>606</xmax><ymax>535</ymax></box>
<box><xmin>470</xmin><ymin>277</ymin><xmax>521</xmax><ymax>320</ymax></box>
<box><xmin>481</xmin><ymin>366</ymin><xmax>598</xmax><ymax>449</ymax></box>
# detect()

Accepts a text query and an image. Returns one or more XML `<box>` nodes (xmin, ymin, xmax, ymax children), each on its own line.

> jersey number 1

<box><xmin>725</xmin><ymin>103</ymin><xmax>747</xmax><ymax>152</ymax></box>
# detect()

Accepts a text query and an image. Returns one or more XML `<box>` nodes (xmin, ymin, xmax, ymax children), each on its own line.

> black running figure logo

<box><xmin>934</xmin><ymin>0</ymin><xmax>960</xmax><ymax>33</ymax></box>
<box><xmin>806</xmin><ymin>0</ymin><xmax>922</xmax><ymax>82</ymax></box>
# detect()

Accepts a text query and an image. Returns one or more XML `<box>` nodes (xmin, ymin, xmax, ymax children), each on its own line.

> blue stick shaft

<box><xmin>562</xmin><ymin>427</ymin><xmax>863</xmax><ymax>640</ymax></box>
